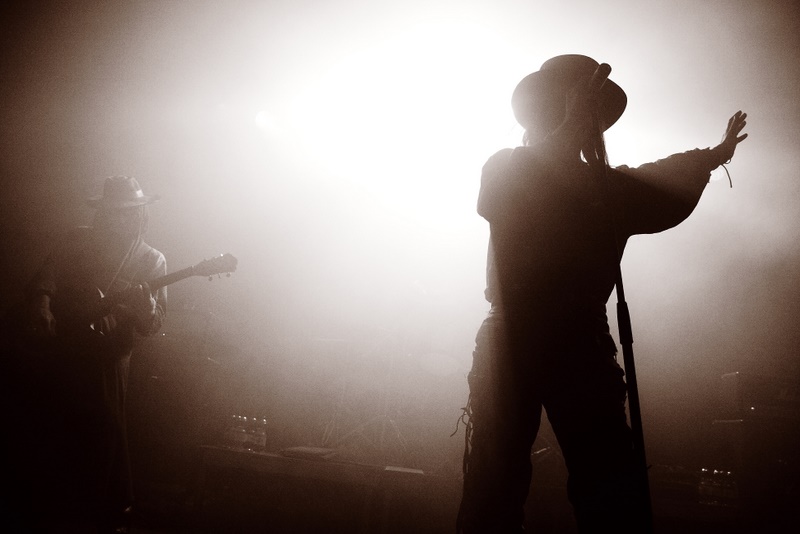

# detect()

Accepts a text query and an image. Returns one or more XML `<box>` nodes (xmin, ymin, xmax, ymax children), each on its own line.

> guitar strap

<box><xmin>101</xmin><ymin>224</ymin><xmax>143</xmax><ymax>295</ymax></box>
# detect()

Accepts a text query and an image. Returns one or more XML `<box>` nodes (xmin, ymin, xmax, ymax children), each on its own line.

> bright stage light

<box><xmin>254</xmin><ymin>110</ymin><xmax>280</xmax><ymax>136</ymax></box>
<box><xmin>274</xmin><ymin>15</ymin><xmax>523</xmax><ymax>235</ymax></box>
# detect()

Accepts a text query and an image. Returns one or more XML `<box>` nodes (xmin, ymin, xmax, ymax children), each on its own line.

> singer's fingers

<box><xmin>588</xmin><ymin>63</ymin><xmax>611</xmax><ymax>93</ymax></box>
<box><xmin>729</xmin><ymin>113</ymin><xmax>747</xmax><ymax>134</ymax></box>
<box><xmin>730</xmin><ymin>111</ymin><xmax>746</xmax><ymax>125</ymax></box>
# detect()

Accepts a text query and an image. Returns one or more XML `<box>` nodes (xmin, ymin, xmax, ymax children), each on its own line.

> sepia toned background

<box><xmin>1</xmin><ymin>1</ymin><xmax>798</xmax><ymax>528</ymax></box>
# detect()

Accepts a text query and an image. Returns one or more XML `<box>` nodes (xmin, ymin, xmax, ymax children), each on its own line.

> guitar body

<box><xmin>3</xmin><ymin>253</ymin><xmax>238</xmax><ymax>365</ymax></box>
<box><xmin>50</xmin><ymin>284</ymin><xmax>111</xmax><ymax>338</ymax></box>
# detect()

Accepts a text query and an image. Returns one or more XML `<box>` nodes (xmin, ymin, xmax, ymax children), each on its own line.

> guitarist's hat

<box><xmin>87</xmin><ymin>175</ymin><xmax>160</xmax><ymax>209</ymax></box>
<box><xmin>511</xmin><ymin>54</ymin><xmax>627</xmax><ymax>135</ymax></box>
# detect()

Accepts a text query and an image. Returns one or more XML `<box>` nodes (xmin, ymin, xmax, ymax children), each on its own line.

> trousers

<box><xmin>457</xmin><ymin>310</ymin><xmax>649</xmax><ymax>533</ymax></box>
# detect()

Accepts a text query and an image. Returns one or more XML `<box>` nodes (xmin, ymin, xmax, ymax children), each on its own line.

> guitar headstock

<box><xmin>193</xmin><ymin>254</ymin><xmax>238</xmax><ymax>278</ymax></box>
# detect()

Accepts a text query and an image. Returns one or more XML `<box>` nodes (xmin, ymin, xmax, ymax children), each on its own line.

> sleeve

<box><xmin>477</xmin><ymin>137</ymin><xmax>579</xmax><ymax>224</ymax></box>
<box><xmin>25</xmin><ymin>254</ymin><xmax>58</xmax><ymax>300</ymax></box>
<box><xmin>612</xmin><ymin>148</ymin><xmax>723</xmax><ymax>236</ymax></box>
<box><xmin>477</xmin><ymin>148</ymin><xmax>515</xmax><ymax>222</ymax></box>
<box><xmin>24</xmin><ymin>227</ymin><xmax>86</xmax><ymax>301</ymax></box>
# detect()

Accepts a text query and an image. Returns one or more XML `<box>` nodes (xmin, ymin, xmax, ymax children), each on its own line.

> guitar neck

<box><xmin>119</xmin><ymin>254</ymin><xmax>236</xmax><ymax>295</ymax></box>
<box><xmin>148</xmin><ymin>266</ymin><xmax>196</xmax><ymax>292</ymax></box>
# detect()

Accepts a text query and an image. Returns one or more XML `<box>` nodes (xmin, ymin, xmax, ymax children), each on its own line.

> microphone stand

<box><xmin>586</xmin><ymin>89</ymin><xmax>653</xmax><ymax>528</ymax></box>
<box><xmin>615</xmin><ymin>266</ymin><xmax>654</xmax><ymax>533</ymax></box>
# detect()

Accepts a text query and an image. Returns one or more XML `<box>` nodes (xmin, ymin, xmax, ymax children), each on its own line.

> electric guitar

<box><xmin>52</xmin><ymin>253</ymin><xmax>239</xmax><ymax>337</ymax></box>
<box><xmin>2</xmin><ymin>254</ymin><xmax>237</xmax><ymax>374</ymax></box>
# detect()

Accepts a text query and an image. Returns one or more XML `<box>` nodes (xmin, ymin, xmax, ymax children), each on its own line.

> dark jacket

<box><xmin>479</xmin><ymin>140</ymin><xmax>721</xmax><ymax>339</ymax></box>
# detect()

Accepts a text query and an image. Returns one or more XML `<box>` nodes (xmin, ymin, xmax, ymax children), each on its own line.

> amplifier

<box><xmin>718</xmin><ymin>371</ymin><xmax>800</xmax><ymax>423</ymax></box>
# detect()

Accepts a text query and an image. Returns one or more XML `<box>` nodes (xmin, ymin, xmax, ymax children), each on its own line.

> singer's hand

<box><xmin>27</xmin><ymin>294</ymin><xmax>57</xmax><ymax>337</ymax></box>
<box><xmin>564</xmin><ymin>63</ymin><xmax>611</xmax><ymax>127</ymax></box>
<box><xmin>547</xmin><ymin>63</ymin><xmax>612</xmax><ymax>154</ymax></box>
<box><xmin>588</xmin><ymin>63</ymin><xmax>612</xmax><ymax>95</ymax></box>
<box><xmin>713</xmin><ymin>111</ymin><xmax>748</xmax><ymax>164</ymax></box>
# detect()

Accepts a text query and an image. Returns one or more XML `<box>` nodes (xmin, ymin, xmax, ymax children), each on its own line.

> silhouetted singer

<box><xmin>456</xmin><ymin>54</ymin><xmax>748</xmax><ymax>533</ymax></box>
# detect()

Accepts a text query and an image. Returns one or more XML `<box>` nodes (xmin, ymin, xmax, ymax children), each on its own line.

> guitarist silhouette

<box><xmin>3</xmin><ymin>176</ymin><xmax>167</xmax><ymax>533</ymax></box>
<box><xmin>2</xmin><ymin>176</ymin><xmax>237</xmax><ymax>533</ymax></box>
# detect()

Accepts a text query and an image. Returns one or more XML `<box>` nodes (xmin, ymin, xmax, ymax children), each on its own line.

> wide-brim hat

<box><xmin>511</xmin><ymin>54</ymin><xmax>627</xmax><ymax>134</ymax></box>
<box><xmin>87</xmin><ymin>175</ymin><xmax>160</xmax><ymax>209</ymax></box>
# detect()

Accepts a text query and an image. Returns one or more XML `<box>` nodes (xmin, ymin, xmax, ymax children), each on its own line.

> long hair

<box><xmin>582</xmin><ymin>110</ymin><xmax>609</xmax><ymax>179</ymax></box>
